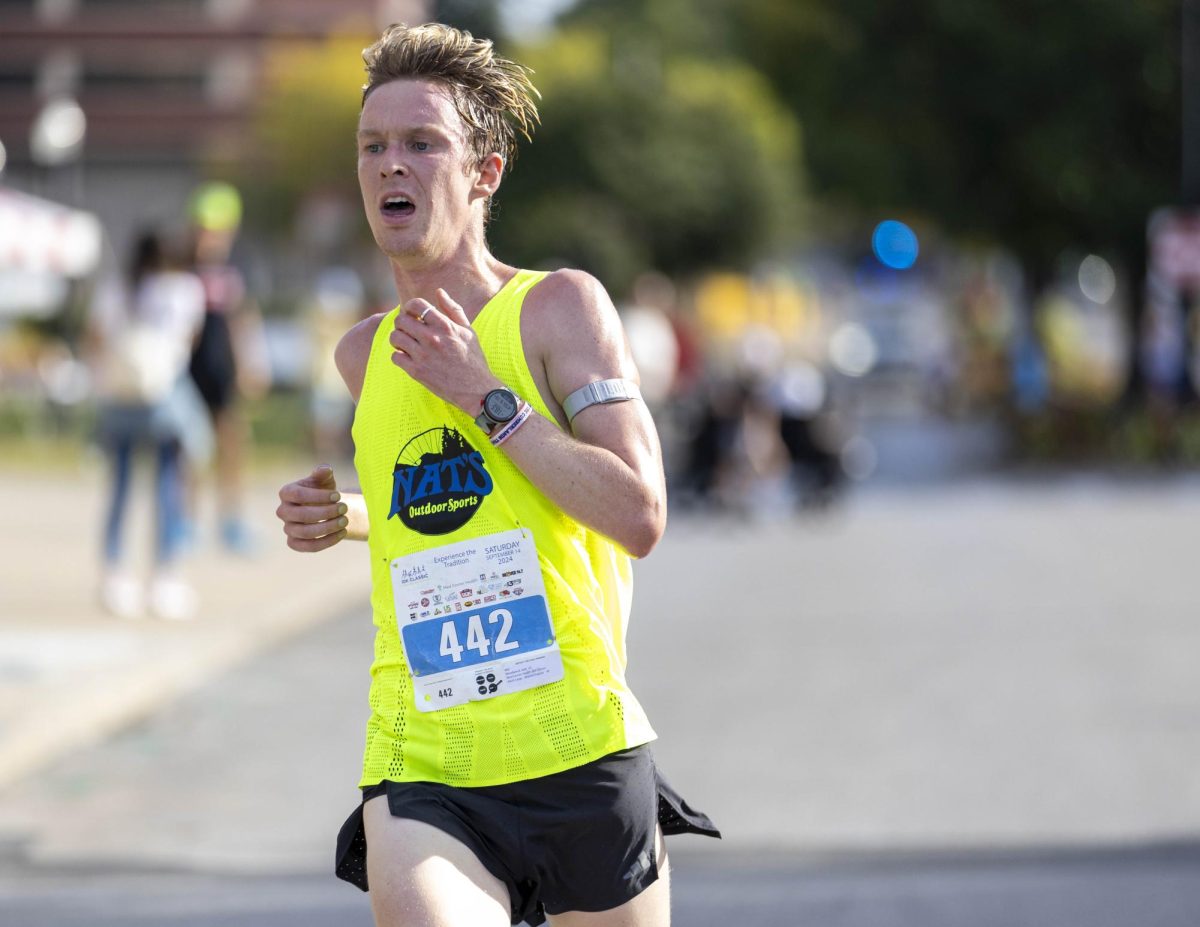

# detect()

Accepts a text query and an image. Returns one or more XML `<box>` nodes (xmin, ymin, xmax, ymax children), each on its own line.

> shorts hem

<box><xmin>335</xmin><ymin>744</ymin><xmax>719</xmax><ymax>927</ymax></box>
<box><xmin>364</xmin><ymin>792</ymin><xmax>526</xmax><ymax>924</ymax></box>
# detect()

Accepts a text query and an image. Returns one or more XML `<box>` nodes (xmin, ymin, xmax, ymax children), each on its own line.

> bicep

<box><xmin>538</xmin><ymin>277</ymin><xmax>662</xmax><ymax>475</ymax></box>
<box><xmin>570</xmin><ymin>389</ymin><xmax>665</xmax><ymax>488</ymax></box>
<box><xmin>540</xmin><ymin>273</ymin><xmax>640</xmax><ymax>405</ymax></box>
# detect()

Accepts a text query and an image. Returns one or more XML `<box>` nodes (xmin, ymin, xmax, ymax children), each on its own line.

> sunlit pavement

<box><xmin>3</xmin><ymin>471</ymin><xmax>1200</xmax><ymax>925</ymax></box>
<box><xmin>4</xmin><ymin>843</ymin><xmax>1200</xmax><ymax>927</ymax></box>
<box><xmin>0</xmin><ymin>462</ymin><xmax>364</xmax><ymax>792</ymax></box>
<box><xmin>640</xmin><ymin>475</ymin><xmax>1200</xmax><ymax>851</ymax></box>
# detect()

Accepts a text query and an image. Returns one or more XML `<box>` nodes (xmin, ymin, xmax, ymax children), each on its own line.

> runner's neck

<box><xmin>390</xmin><ymin>253</ymin><xmax>517</xmax><ymax>323</ymax></box>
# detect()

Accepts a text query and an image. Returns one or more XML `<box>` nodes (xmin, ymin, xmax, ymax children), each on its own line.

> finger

<box><xmin>279</xmin><ymin>482</ymin><xmax>343</xmax><ymax>505</ymax></box>
<box><xmin>403</xmin><ymin>298</ymin><xmax>435</xmax><ymax>323</ymax></box>
<box><xmin>287</xmin><ymin>529</ymin><xmax>347</xmax><ymax>553</ymax></box>
<box><xmin>299</xmin><ymin>464</ymin><xmax>337</xmax><ymax>490</ymax></box>
<box><xmin>435</xmin><ymin>288</ymin><xmax>470</xmax><ymax>326</ymax></box>
<box><xmin>410</xmin><ymin>298</ymin><xmax>440</xmax><ymax>325</ymax></box>
<box><xmin>389</xmin><ymin>323</ymin><xmax>421</xmax><ymax>352</ymax></box>
<box><xmin>275</xmin><ymin>501</ymin><xmax>346</xmax><ymax>524</ymax></box>
<box><xmin>390</xmin><ymin>348</ymin><xmax>414</xmax><ymax>372</ymax></box>
<box><xmin>393</xmin><ymin>309</ymin><xmax>435</xmax><ymax>354</ymax></box>
<box><xmin>284</xmin><ymin>515</ymin><xmax>349</xmax><ymax>541</ymax></box>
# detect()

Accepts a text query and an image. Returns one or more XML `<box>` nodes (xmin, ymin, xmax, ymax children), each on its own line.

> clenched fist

<box><xmin>276</xmin><ymin>464</ymin><xmax>348</xmax><ymax>552</ymax></box>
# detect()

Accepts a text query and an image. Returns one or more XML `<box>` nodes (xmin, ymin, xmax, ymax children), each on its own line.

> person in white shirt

<box><xmin>91</xmin><ymin>229</ymin><xmax>209</xmax><ymax>620</ymax></box>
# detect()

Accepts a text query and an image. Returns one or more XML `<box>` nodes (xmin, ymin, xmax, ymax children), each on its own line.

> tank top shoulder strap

<box><xmin>473</xmin><ymin>269</ymin><xmax>553</xmax><ymax>421</ymax></box>
<box><xmin>474</xmin><ymin>269</ymin><xmax>549</xmax><ymax>330</ymax></box>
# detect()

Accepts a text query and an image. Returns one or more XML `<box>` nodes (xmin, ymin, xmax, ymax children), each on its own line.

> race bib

<box><xmin>390</xmin><ymin>528</ymin><xmax>564</xmax><ymax>712</ymax></box>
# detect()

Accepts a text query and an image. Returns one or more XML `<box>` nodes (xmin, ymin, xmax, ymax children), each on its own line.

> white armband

<box><xmin>561</xmin><ymin>378</ymin><xmax>642</xmax><ymax>423</ymax></box>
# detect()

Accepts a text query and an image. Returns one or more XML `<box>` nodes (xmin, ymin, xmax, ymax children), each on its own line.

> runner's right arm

<box><xmin>275</xmin><ymin>464</ymin><xmax>368</xmax><ymax>551</ymax></box>
<box><xmin>273</xmin><ymin>315</ymin><xmax>380</xmax><ymax>552</ymax></box>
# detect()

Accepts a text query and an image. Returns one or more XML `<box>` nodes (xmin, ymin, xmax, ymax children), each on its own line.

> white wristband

<box><xmin>490</xmin><ymin>401</ymin><xmax>533</xmax><ymax>447</ymax></box>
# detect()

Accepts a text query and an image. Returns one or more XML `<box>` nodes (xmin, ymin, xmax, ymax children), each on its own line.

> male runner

<box><xmin>275</xmin><ymin>23</ymin><xmax>717</xmax><ymax>927</ymax></box>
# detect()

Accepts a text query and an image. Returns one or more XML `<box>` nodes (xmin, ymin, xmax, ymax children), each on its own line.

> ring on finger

<box><xmin>417</xmin><ymin>306</ymin><xmax>432</xmax><ymax>323</ymax></box>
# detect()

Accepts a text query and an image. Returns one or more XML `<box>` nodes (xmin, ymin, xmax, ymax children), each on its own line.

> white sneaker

<box><xmin>101</xmin><ymin>571</ymin><xmax>144</xmax><ymax>620</ymax></box>
<box><xmin>149</xmin><ymin>574</ymin><xmax>198</xmax><ymax>621</ymax></box>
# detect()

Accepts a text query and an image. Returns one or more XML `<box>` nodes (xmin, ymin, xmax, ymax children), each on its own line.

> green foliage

<box><xmin>567</xmin><ymin>0</ymin><xmax>736</xmax><ymax>58</ymax></box>
<box><xmin>490</xmin><ymin>29</ymin><xmax>805</xmax><ymax>294</ymax></box>
<box><xmin>433</xmin><ymin>0</ymin><xmax>506</xmax><ymax>43</ymax></box>
<box><xmin>727</xmin><ymin>0</ymin><xmax>1178</xmax><ymax>270</ymax></box>
<box><xmin>240</xmin><ymin>0</ymin><xmax>1176</xmax><ymax>292</ymax></box>
<box><xmin>565</xmin><ymin>0</ymin><xmax>1177</xmax><ymax>277</ymax></box>
<box><xmin>242</xmin><ymin>33</ymin><xmax>373</xmax><ymax>234</ymax></box>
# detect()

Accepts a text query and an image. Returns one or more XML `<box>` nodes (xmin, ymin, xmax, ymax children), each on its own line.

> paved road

<box><xmin>5</xmin><ymin>842</ymin><xmax>1200</xmax><ymax>927</ymax></box>
<box><xmin>4</xmin><ymin>477</ymin><xmax>1200</xmax><ymax>924</ymax></box>
<box><xmin>2</xmin><ymin>607</ymin><xmax>1200</xmax><ymax>927</ymax></box>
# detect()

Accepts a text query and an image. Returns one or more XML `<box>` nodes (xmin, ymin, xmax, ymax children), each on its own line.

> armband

<box><xmin>561</xmin><ymin>378</ymin><xmax>642</xmax><ymax>423</ymax></box>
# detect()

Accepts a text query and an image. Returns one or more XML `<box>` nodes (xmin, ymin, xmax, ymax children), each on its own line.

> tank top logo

<box><xmin>389</xmin><ymin>426</ymin><xmax>493</xmax><ymax>535</ymax></box>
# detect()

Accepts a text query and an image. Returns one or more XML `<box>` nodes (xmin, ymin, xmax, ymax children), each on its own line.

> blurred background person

<box><xmin>305</xmin><ymin>266</ymin><xmax>364</xmax><ymax>464</ymax></box>
<box><xmin>185</xmin><ymin>181</ymin><xmax>270</xmax><ymax>555</ymax></box>
<box><xmin>770</xmin><ymin>359</ymin><xmax>845</xmax><ymax>509</ymax></box>
<box><xmin>674</xmin><ymin>372</ymin><xmax>745</xmax><ymax>510</ymax></box>
<box><xmin>88</xmin><ymin>229</ymin><xmax>210</xmax><ymax>620</ymax></box>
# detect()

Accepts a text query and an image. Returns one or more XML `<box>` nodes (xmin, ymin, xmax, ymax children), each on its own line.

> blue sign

<box><xmin>872</xmin><ymin>220</ymin><xmax>919</xmax><ymax>270</ymax></box>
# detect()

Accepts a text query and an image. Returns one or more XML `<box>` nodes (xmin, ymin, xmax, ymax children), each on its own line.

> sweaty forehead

<box><xmin>359</xmin><ymin>78</ymin><xmax>465</xmax><ymax>136</ymax></box>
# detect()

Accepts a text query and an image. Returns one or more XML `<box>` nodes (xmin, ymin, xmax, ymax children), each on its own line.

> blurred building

<box><xmin>0</xmin><ymin>0</ymin><xmax>427</xmax><ymax>256</ymax></box>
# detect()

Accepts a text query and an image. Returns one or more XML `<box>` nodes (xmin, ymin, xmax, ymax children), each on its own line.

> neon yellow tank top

<box><xmin>352</xmin><ymin>269</ymin><xmax>656</xmax><ymax>787</ymax></box>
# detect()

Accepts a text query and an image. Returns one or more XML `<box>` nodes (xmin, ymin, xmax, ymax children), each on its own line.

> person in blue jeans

<box><xmin>92</xmin><ymin>230</ymin><xmax>209</xmax><ymax>620</ymax></box>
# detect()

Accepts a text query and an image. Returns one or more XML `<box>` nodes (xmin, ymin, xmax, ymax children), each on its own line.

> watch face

<box><xmin>484</xmin><ymin>389</ymin><xmax>519</xmax><ymax>423</ymax></box>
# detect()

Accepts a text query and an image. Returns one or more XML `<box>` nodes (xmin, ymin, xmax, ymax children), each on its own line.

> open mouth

<box><xmin>381</xmin><ymin>195</ymin><xmax>415</xmax><ymax>218</ymax></box>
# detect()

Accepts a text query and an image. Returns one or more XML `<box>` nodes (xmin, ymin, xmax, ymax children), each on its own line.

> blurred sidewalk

<box><xmin>0</xmin><ymin>459</ymin><xmax>364</xmax><ymax>792</ymax></box>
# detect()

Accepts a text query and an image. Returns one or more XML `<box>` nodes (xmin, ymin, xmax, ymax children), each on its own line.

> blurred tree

<box><xmin>490</xmin><ymin>29</ymin><xmax>805</xmax><ymax>295</ymax></box>
<box><xmin>432</xmin><ymin>0</ymin><xmax>506</xmax><ymax>44</ymax></box>
<box><xmin>243</xmin><ymin>33</ymin><xmax>373</xmax><ymax>236</ymax></box>
<box><xmin>567</xmin><ymin>0</ymin><xmax>735</xmax><ymax>59</ymax></box>
<box><xmin>568</xmin><ymin>0</ymin><xmax>1177</xmax><ymax>284</ymax></box>
<box><xmin>243</xmin><ymin>2</ymin><xmax>1176</xmax><ymax>294</ymax></box>
<box><xmin>728</xmin><ymin>0</ymin><xmax>1178</xmax><ymax>283</ymax></box>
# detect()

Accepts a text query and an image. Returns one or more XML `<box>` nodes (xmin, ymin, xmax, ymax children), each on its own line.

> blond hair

<box><xmin>362</xmin><ymin>23</ymin><xmax>540</xmax><ymax>168</ymax></box>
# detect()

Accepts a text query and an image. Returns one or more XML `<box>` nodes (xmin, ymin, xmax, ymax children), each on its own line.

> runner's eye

<box><xmin>412</xmin><ymin>141</ymin><xmax>430</xmax><ymax>152</ymax></box>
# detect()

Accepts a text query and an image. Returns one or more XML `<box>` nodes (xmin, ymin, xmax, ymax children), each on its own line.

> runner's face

<box><xmin>357</xmin><ymin>79</ymin><xmax>484</xmax><ymax>263</ymax></box>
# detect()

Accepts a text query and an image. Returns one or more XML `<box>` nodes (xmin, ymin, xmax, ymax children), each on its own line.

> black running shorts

<box><xmin>335</xmin><ymin>744</ymin><xmax>719</xmax><ymax>926</ymax></box>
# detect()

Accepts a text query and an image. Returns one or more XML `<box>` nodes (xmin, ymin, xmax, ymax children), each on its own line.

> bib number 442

<box><xmin>439</xmin><ymin>608</ymin><xmax>519</xmax><ymax>663</ymax></box>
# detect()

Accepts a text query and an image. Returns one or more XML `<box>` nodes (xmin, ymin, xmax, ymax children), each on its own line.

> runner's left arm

<box><xmin>388</xmin><ymin>271</ymin><xmax>666</xmax><ymax>558</ymax></box>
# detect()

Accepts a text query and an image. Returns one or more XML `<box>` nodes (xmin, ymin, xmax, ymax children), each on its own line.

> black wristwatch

<box><xmin>474</xmin><ymin>387</ymin><xmax>520</xmax><ymax>435</ymax></box>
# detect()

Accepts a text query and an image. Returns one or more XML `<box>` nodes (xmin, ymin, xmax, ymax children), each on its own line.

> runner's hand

<box><xmin>276</xmin><ymin>464</ymin><xmax>348</xmax><ymax>552</ymax></box>
<box><xmin>389</xmin><ymin>288</ymin><xmax>500</xmax><ymax>413</ymax></box>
